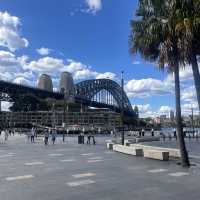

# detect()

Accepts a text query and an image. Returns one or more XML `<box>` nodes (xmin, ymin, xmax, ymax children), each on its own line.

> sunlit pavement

<box><xmin>0</xmin><ymin>135</ymin><xmax>200</xmax><ymax>200</ymax></box>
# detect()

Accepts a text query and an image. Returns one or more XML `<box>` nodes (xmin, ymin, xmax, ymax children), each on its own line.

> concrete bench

<box><xmin>107</xmin><ymin>142</ymin><xmax>115</xmax><ymax>150</ymax></box>
<box><xmin>144</xmin><ymin>149</ymin><xmax>169</xmax><ymax>161</ymax></box>
<box><xmin>135</xmin><ymin>136</ymin><xmax>160</xmax><ymax>143</ymax></box>
<box><xmin>113</xmin><ymin>145</ymin><xmax>143</xmax><ymax>156</ymax></box>
<box><xmin>130</xmin><ymin>144</ymin><xmax>180</xmax><ymax>158</ymax></box>
<box><xmin>124</xmin><ymin>139</ymin><xmax>136</xmax><ymax>146</ymax></box>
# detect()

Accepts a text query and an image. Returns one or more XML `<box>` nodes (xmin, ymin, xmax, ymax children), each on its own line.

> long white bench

<box><xmin>113</xmin><ymin>145</ymin><xmax>143</xmax><ymax>156</ymax></box>
<box><xmin>124</xmin><ymin>139</ymin><xmax>136</xmax><ymax>146</ymax></box>
<box><xmin>143</xmin><ymin>149</ymin><xmax>169</xmax><ymax>161</ymax></box>
<box><xmin>130</xmin><ymin>144</ymin><xmax>180</xmax><ymax>158</ymax></box>
<box><xmin>135</xmin><ymin>136</ymin><xmax>160</xmax><ymax>143</ymax></box>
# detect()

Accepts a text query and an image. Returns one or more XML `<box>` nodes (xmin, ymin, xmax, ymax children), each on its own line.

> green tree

<box><xmin>129</xmin><ymin>0</ymin><xmax>190</xmax><ymax>167</ymax></box>
<box><xmin>175</xmin><ymin>0</ymin><xmax>200</xmax><ymax>111</ymax></box>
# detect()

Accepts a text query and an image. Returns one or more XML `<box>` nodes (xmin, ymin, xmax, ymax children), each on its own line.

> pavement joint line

<box><xmin>168</xmin><ymin>172</ymin><xmax>190</xmax><ymax>177</ymax></box>
<box><xmin>81</xmin><ymin>153</ymin><xmax>95</xmax><ymax>156</ymax></box>
<box><xmin>148</xmin><ymin>169</ymin><xmax>168</xmax><ymax>173</ymax></box>
<box><xmin>72</xmin><ymin>173</ymin><xmax>96</xmax><ymax>178</ymax></box>
<box><xmin>0</xmin><ymin>154</ymin><xmax>13</xmax><ymax>158</ymax></box>
<box><xmin>55</xmin><ymin>149</ymin><xmax>71</xmax><ymax>152</ymax></box>
<box><xmin>104</xmin><ymin>151</ymin><xmax>115</xmax><ymax>154</ymax></box>
<box><xmin>60</xmin><ymin>159</ymin><xmax>76</xmax><ymax>162</ymax></box>
<box><xmin>8</xmin><ymin>153</ymin><xmax>16</xmax><ymax>155</ymax></box>
<box><xmin>67</xmin><ymin>179</ymin><xmax>95</xmax><ymax>187</ymax></box>
<box><xmin>5</xmin><ymin>175</ymin><xmax>34</xmax><ymax>181</ymax></box>
<box><xmin>25</xmin><ymin>162</ymin><xmax>44</xmax><ymax>166</ymax></box>
<box><xmin>88</xmin><ymin>157</ymin><xmax>103</xmax><ymax>160</ymax></box>
<box><xmin>49</xmin><ymin>153</ymin><xmax>63</xmax><ymax>157</ymax></box>
<box><xmin>87</xmin><ymin>160</ymin><xmax>104</xmax><ymax>163</ymax></box>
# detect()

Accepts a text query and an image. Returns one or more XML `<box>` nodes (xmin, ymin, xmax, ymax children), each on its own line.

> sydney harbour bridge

<box><xmin>0</xmin><ymin>72</ymin><xmax>136</xmax><ymax>117</ymax></box>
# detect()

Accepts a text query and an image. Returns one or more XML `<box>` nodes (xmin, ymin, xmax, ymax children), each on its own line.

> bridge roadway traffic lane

<box><xmin>0</xmin><ymin>135</ymin><xmax>200</xmax><ymax>200</ymax></box>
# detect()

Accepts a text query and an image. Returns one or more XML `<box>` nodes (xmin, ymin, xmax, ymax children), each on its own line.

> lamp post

<box><xmin>121</xmin><ymin>70</ymin><xmax>124</xmax><ymax>145</ymax></box>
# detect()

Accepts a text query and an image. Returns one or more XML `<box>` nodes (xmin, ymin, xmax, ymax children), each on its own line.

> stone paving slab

<box><xmin>0</xmin><ymin>135</ymin><xmax>200</xmax><ymax>200</ymax></box>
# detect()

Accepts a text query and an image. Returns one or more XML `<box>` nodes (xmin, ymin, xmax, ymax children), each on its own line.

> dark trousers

<box><xmin>31</xmin><ymin>136</ymin><xmax>34</xmax><ymax>143</ymax></box>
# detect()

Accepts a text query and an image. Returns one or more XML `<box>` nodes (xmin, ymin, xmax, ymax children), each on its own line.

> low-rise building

<box><xmin>0</xmin><ymin>110</ymin><xmax>121</xmax><ymax>131</ymax></box>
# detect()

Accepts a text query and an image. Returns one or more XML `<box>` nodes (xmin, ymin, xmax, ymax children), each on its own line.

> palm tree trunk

<box><xmin>191</xmin><ymin>54</ymin><xmax>200</xmax><ymax>112</ymax></box>
<box><xmin>174</xmin><ymin>63</ymin><xmax>190</xmax><ymax>167</ymax></box>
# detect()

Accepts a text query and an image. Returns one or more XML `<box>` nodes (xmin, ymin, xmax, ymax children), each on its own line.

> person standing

<box><xmin>142</xmin><ymin>129</ymin><xmax>145</xmax><ymax>137</ymax></box>
<box><xmin>87</xmin><ymin>134</ymin><xmax>91</xmax><ymax>145</ymax></box>
<box><xmin>151</xmin><ymin>128</ymin><xmax>154</xmax><ymax>137</ymax></box>
<box><xmin>5</xmin><ymin>129</ymin><xmax>9</xmax><ymax>141</ymax></box>
<box><xmin>31</xmin><ymin>128</ymin><xmax>35</xmax><ymax>143</ymax></box>
<box><xmin>0</xmin><ymin>130</ymin><xmax>5</xmax><ymax>143</ymax></box>
<box><xmin>62</xmin><ymin>131</ymin><xmax>65</xmax><ymax>143</ymax></box>
<box><xmin>44</xmin><ymin>129</ymin><xmax>49</xmax><ymax>146</ymax></box>
<box><xmin>51</xmin><ymin>128</ymin><xmax>57</xmax><ymax>145</ymax></box>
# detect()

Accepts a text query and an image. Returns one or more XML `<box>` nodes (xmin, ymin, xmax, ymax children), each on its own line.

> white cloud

<box><xmin>125</xmin><ymin>78</ymin><xmax>173</xmax><ymax>98</ymax></box>
<box><xmin>0</xmin><ymin>11</ymin><xmax>28</xmax><ymax>51</ymax></box>
<box><xmin>96</xmin><ymin>72</ymin><xmax>116</xmax><ymax>80</ymax></box>
<box><xmin>1</xmin><ymin>101</ymin><xmax>12</xmax><ymax>111</ymax></box>
<box><xmin>0</xmin><ymin>50</ymin><xmax>29</xmax><ymax>81</ymax></box>
<box><xmin>85</xmin><ymin>0</ymin><xmax>102</xmax><ymax>14</ymax></box>
<box><xmin>25</xmin><ymin>57</ymin><xmax>64</xmax><ymax>74</ymax></box>
<box><xmin>132</xmin><ymin>61</ymin><xmax>141</xmax><ymax>65</ymax></box>
<box><xmin>132</xmin><ymin>104</ymin><xmax>158</xmax><ymax>118</ymax></box>
<box><xmin>64</xmin><ymin>59</ymin><xmax>116</xmax><ymax>80</ymax></box>
<box><xmin>181</xmin><ymin>86</ymin><xmax>196</xmax><ymax>102</ymax></box>
<box><xmin>159</xmin><ymin>106</ymin><xmax>171</xmax><ymax>114</ymax></box>
<box><xmin>36</xmin><ymin>47</ymin><xmax>51</xmax><ymax>56</ymax></box>
<box><xmin>13</xmin><ymin>77</ymin><xmax>32</xmax><ymax>86</ymax></box>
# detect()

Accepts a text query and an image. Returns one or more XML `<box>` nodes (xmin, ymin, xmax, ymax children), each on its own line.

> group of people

<box><xmin>27</xmin><ymin>128</ymin><xmax>37</xmax><ymax>143</ymax></box>
<box><xmin>0</xmin><ymin>129</ymin><xmax>15</xmax><ymax>143</ymax></box>
<box><xmin>43</xmin><ymin>128</ymin><xmax>57</xmax><ymax>146</ymax></box>
<box><xmin>86</xmin><ymin>134</ymin><xmax>96</xmax><ymax>145</ymax></box>
<box><xmin>27</xmin><ymin>127</ymin><xmax>58</xmax><ymax>146</ymax></box>
<box><xmin>138</xmin><ymin>129</ymin><xmax>155</xmax><ymax>137</ymax></box>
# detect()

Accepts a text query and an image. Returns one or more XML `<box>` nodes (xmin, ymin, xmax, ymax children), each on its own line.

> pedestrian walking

<box><xmin>5</xmin><ymin>129</ymin><xmax>9</xmax><ymax>141</ymax></box>
<box><xmin>173</xmin><ymin>129</ymin><xmax>177</xmax><ymax>140</ymax></box>
<box><xmin>62</xmin><ymin>131</ymin><xmax>65</xmax><ymax>142</ymax></box>
<box><xmin>44</xmin><ymin>129</ymin><xmax>49</xmax><ymax>146</ymax></box>
<box><xmin>51</xmin><ymin>128</ymin><xmax>57</xmax><ymax>145</ymax></box>
<box><xmin>142</xmin><ymin>129</ymin><xmax>145</xmax><ymax>137</ymax></box>
<box><xmin>0</xmin><ymin>130</ymin><xmax>5</xmax><ymax>143</ymax></box>
<box><xmin>31</xmin><ymin>128</ymin><xmax>35</xmax><ymax>143</ymax></box>
<box><xmin>139</xmin><ymin>130</ymin><xmax>142</xmax><ymax>137</ymax></box>
<box><xmin>169</xmin><ymin>133</ymin><xmax>172</xmax><ymax>140</ymax></box>
<box><xmin>87</xmin><ymin>134</ymin><xmax>91</xmax><ymax>145</ymax></box>
<box><xmin>162</xmin><ymin>133</ymin><xmax>166</xmax><ymax>141</ymax></box>
<box><xmin>151</xmin><ymin>128</ymin><xmax>154</xmax><ymax>137</ymax></box>
<box><xmin>92</xmin><ymin>135</ymin><xmax>96</xmax><ymax>145</ymax></box>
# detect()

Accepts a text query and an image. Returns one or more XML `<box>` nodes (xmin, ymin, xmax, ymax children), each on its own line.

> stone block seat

<box><xmin>113</xmin><ymin>144</ymin><xmax>143</xmax><ymax>156</ymax></box>
<box><xmin>143</xmin><ymin>149</ymin><xmax>169</xmax><ymax>161</ymax></box>
<box><xmin>130</xmin><ymin>144</ymin><xmax>180</xmax><ymax>158</ymax></box>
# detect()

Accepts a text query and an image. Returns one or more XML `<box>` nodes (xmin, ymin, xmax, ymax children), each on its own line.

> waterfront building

<box><xmin>0</xmin><ymin>109</ymin><xmax>121</xmax><ymax>131</ymax></box>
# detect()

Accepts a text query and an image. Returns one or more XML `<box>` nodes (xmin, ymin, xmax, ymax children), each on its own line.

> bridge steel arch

<box><xmin>75</xmin><ymin>79</ymin><xmax>134</xmax><ymax>116</ymax></box>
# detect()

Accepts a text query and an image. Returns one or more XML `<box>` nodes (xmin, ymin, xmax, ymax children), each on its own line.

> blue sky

<box><xmin>0</xmin><ymin>0</ymin><xmax>198</xmax><ymax>117</ymax></box>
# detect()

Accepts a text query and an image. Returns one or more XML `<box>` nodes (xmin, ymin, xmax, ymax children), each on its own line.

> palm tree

<box><xmin>175</xmin><ymin>0</ymin><xmax>200</xmax><ymax>111</ymax></box>
<box><xmin>129</xmin><ymin>0</ymin><xmax>190</xmax><ymax>167</ymax></box>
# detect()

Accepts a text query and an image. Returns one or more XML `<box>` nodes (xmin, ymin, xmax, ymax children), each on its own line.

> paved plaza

<box><xmin>0</xmin><ymin>135</ymin><xmax>200</xmax><ymax>200</ymax></box>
